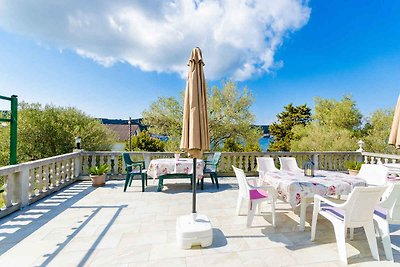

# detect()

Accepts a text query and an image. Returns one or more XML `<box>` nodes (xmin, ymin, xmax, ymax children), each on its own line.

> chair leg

<box><xmin>123</xmin><ymin>174</ymin><xmax>131</xmax><ymax>192</ymax></box>
<box><xmin>375</xmin><ymin>219</ymin><xmax>393</xmax><ymax>261</ymax></box>
<box><xmin>236</xmin><ymin>196</ymin><xmax>243</xmax><ymax>215</ymax></box>
<box><xmin>350</xmin><ymin>227</ymin><xmax>354</xmax><ymax>240</ymax></box>
<box><xmin>271</xmin><ymin>198</ymin><xmax>276</xmax><ymax>227</ymax></box>
<box><xmin>210</xmin><ymin>174</ymin><xmax>214</xmax><ymax>184</ymax></box>
<box><xmin>247</xmin><ymin>200</ymin><xmax>256</xmax><ymax>227</ymax></box>
<box><xmin>141</xmin><ymin>174</ymin><xmax>145</xmax><ymax>192</ymax></box>
<box><xmin>201</xmin><ymin>178</ymin><xmax>204</xmax><ymax>190</ymax></box>
<box><xmin>364</xmin><ymin>222</ymin><xmax>380</xmax><ymax>261</ymax></box>
<box><xmin>213</xmin><ymin>173</ymin><xmax>219</xmax><ymax>189</ymax></box>
<box><xmin>333</xmin><ymin>223</ymin><xmax>347</xmax><ymax>264</ymax></box>
<box><xmin>311</xmin><ymin>205</ymin><xmax>319</xmax><ymax>241</ymax></box>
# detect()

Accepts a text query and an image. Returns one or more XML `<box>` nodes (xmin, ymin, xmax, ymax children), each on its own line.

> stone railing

<box><xmin>217</xmin><ymin>151</ymin><xmax>362</xmax><ymax>176</ymax></box>
<box><xmin>80</xmin><ymin>150</ymin><xmax>362</xmax><ymax>176</ymax></box>
<box><xmin>0</xmin><ymin>151</ymin><xmax>82</xmax><ymax>218</ymax></box>
<box><xmin>1</xmin><ymin>150</ymin><xmax>397</xmax><ymax>219</ymax></box>
<box><xmin>361</xmin><ymin>152</ymin><xmax>400</xmax><ymax>164</ymax></box>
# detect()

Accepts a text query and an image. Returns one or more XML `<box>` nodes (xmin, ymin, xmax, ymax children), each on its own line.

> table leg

<box><xmin>299</xmin><ymin>197</ymin><xmax>312</xmax><ymax>231</ymax></box>
<box><xmin>157</xmin><ymin>177</ymin><xmax>163</xmax><ymax>192</ymax></box>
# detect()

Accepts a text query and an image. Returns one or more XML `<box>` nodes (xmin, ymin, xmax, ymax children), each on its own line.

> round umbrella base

<box><xmin>176</xmin><ymin>213</ymin><xmax>213</xmax><ymax>249</ymax></box>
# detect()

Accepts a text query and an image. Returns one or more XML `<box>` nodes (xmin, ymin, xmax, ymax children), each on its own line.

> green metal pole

<box><xmin>10</xmin><ymin>95</ymin><xmax>17</xmax><ymax>165</ymax></box>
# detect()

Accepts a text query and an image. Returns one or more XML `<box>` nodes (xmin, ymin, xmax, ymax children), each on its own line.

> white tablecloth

<box><xmin>147</xmin><ymin>158</ymin><xmax>204</xmax><ymax>180</ymax></box>
<box><xmin>263</xmin><ymin>170</ymin><xmax>367</xmax><ymax>208</ymax></box>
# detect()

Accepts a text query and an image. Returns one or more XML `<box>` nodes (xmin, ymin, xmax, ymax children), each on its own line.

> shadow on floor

<box><xmin>0</xmin><ymin>181</ymin><xmax>95</xmax><ymax>256</ymax></box>
<box><xmin>36</xmin><ymin>204</ymin><xmax>127</xmax><ymax>267</ymax></box>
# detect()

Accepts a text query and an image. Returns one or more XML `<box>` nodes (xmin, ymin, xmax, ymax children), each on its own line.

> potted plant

<box><xmin>174</xmin><ymin>150</ymin><xmax>181</xmax><ymax>160</ymax></box>
<box><xmin>88</xmin><ymin>164</ymin><xmax>110</xmax><ymax>186</ymax></box>
<box><xmin>344</xmin><ymin>161</ymin><xmax>363</xmax><ymax>176</ymax></box>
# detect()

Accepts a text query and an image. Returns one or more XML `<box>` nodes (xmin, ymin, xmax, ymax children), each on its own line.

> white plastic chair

<box><xmin>311</xmin><ymin>186</ymin><xmax>387</xmax><ymax>264</ymax></box>
<box><xmin>373</xmin><ymin>183</ymin><xmax>400</xmax><ymax>261</ymax></box>
<box><xmin>357</xmin><ymin>164</ymin><xmax>389</xmax><ymax>186</ymax></box>
<box><xmin>279</xmin><ymin>157</ymin><xmax>302</xmax><ymax>172</ymax></box>
<box><xmin>232</xmin><ymin>165</ymin><xmax>276</xmax><ymax>227</ymax></box>
<box><xmin>256</xmin><ymin>157</ymin><xmax>279</xmax><ymax>185</ymax></box>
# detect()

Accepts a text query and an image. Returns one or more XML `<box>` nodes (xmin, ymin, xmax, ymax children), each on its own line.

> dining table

<box><xmin>147</xmin><ymin>158</ymin><xmax>204</xmax><ymax>192</ymax></box>
<box><xmin>262</xmin><ymin>170</ymin><xmax>367</xmax><ymax>231</ymax></box>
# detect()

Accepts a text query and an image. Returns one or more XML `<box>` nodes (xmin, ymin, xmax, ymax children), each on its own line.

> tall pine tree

<box><xmin>268</xmin><ymin>104</ymin><xmax>312</xmax><ymax>151</ymax></box>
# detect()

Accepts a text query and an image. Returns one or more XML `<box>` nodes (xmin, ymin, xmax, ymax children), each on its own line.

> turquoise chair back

<box><xmin>211</xmin><ymin>152</ymin><xmax>221</xmax><ymax>165</ymax></box>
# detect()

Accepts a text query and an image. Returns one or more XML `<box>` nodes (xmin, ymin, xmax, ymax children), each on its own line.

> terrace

<box><xmin>0</xmin><ymin>151</ymin><xmax>399</xmax><ymax>266</ymax></box>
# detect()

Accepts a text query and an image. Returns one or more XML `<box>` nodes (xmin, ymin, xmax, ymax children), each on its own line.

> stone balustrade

<box><xmin>361</xmin><ymin>151</ymin><xmax>400</xmax><ymax>165</ymax></box>
<box><xmin>0</xmin><ymin>151</ymin><xmax>82</xmax><ymax>218</ymax></box>
<box><xmin>0</xmin><ymin>150</ymin><xmax>398</xmax><ymax>219</ymax></box>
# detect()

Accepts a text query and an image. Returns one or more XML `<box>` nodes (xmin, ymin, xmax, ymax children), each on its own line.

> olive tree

<box><xmin>0</xmin><ymin>102</ymin><xmax>116</xmax><ymax>166</ymax></box>
<box><xmin>142</xmin><ymin>81</ymin><xmax>262</xmax><ymax>152</ymax></box>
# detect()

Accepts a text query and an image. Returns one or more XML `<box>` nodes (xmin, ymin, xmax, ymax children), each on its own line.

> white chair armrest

<box><xmin>314</xmin><ymin>194</ymin><xmax>345</xmax><ymax>208</ymax></box>
<box><xmin>246</xmin><ymin>177</ymin><xmax>259</xmax><ymax>186</ymax></box>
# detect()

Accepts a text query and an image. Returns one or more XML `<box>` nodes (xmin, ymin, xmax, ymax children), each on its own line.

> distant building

<box><xmin>99</xmin><ymin>118</ymin><xmax>146</xmax><ymax>151</ymax></box>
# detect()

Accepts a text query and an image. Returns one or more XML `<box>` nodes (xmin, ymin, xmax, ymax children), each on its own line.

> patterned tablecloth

<box><xmin>147</xmin><ymin>158</ymin><xmax>204</xmax><ymax>180</ymax></box>
<box><xmin>263</xmin><ymin>170</ymin><xmax>367</xmax><ymax>208</ymax></box>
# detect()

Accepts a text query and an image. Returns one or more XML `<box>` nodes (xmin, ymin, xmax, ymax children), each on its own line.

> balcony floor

<box><xmin>0</xmin><ymin>177</ymin><xmax>399</xmax><ymax>267</ymax></box>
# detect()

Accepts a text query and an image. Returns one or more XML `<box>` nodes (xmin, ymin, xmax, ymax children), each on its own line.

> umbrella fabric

<box><xmin>180</xmin><ymin>47</ymin><xmax>210</xmax><ymax>159</ymax></box>
<box><xmin>389</xmin><ymin>95</ymin><xmax>400</xmax><ymax>149</ymax></box>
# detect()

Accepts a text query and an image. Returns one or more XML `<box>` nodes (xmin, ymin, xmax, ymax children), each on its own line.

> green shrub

<box><xmin>344</xmin><ymin>161</ymin><xmax>363</xmax><ymax>170</ymax></box>
<box><xmin>88</xmin><ymin>164</ymin><xmax>110</xmax><ymax>175</ymax></box>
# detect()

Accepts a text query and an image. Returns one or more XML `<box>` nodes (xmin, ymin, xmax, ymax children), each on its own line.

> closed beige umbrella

<box><xmin>180</xmin><ymin>47</ymin><xmax>210</xmax><ymax>158</ymax></box>
<box><xmin>389</xmin><ymin>95</ymin><xmax>400</xmax><ymax>149</ymax></box>
<box><xmin>180</xmin><ymin>47</ymin><xmax>210</xmax><ymax>214</ymax></box>
<box><xmin>176</xmin><ymin>48</ymin><xmax>212</xmax><ymax>250</ymax></box>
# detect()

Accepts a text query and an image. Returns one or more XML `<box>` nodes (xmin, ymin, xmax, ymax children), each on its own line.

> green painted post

<box><xmin>10</xmin><ymin>95</ymin><xmax>17</xmax><ymax>165</ymax></box>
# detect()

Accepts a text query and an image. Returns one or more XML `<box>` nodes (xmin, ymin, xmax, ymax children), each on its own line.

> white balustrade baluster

<box><xmin>50</xmin><ymin>163</ymin><xmax>56</xmax><ymax>188</ymax></box>
<box><xmin>244</xmin><ymin>155</ymin><xmax>249</xmax><ymax>171</ymax></box>
<box><xmin>43</xmin><ymin>165</ymin><xmax>49</xmax><ymax>191</ymax></box>
<box><xmin>3</xmin><ymin>174</ymin><xmax>13</xmax><ymax>208</ymax></box>
<box><xmin>29</xmin><ymin>169</ymin><xmax>35</xmax><ymax>197</ymax></box>
<box><xmin>82</xmin><ymin>155</ymin><xmax>89</xmax><ymax>174</ymax></box>
<box><xmin>37</xmin><ymin>166</ymin><xmax>43</xmax><ymax>194</ymax></box>
<box><xmin>90</xmin><ymin>155</ymin><xmax>96</xmax><ymax>168</ymax></box>
<box><xmin>61</xmin><ymin>161</ymin><xmax>66</xmax><ymax>184</ymax></box>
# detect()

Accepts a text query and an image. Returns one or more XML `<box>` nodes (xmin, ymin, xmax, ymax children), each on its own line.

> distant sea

<box><xmin>259</xmin><ymin>137</ymin><xmax>271</xmax><ymax>151</ymax></box>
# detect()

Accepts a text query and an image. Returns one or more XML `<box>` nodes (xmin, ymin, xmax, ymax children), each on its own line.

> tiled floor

<box><xmin>0</xmin><ymin>177</ymin><xmax>399</xmax><ymax>266</ymax></box>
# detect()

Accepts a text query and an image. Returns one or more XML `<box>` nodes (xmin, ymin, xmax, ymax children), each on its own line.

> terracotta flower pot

<box><xmin>90</xmin><ymin>174</ymin><xmax>107</xmax><ymax>187</ymax></box>
<box><xmin>348</xmin><ymin>169</ymin><xmax>359</xmax><ymax>176</ymax></box>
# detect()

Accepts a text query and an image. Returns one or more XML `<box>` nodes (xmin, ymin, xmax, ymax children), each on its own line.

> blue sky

<box><xmin>0</xmin><ymin>0</ymin><xmax>399</xmax><ymax>124</ymax></box>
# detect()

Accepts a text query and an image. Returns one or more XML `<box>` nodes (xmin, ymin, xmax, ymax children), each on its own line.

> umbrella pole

<box><xmin>192</xmin><ymin>158</ymin><xmax>196</xmax><ymax>214</ymax></box>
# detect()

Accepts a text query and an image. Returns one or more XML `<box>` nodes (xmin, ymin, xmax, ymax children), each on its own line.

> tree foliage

<box><xmin>127</xmin><ymin>131</ymin><xmax>165</xmax><ymax>152</ymax></box>
<box><xmin>291</xmin><ymin>123</ymin><xmax>357</xmax><ymax>151</ymax></box>
<box><xmin>142</xmin><ymin>97</ymin><xmax>182</xmax><ymax>138</ymax></box>
<box><xmin>291</xmin><ymin>96</ymin><xmax>361</xmax><ymax>151</ymax></box>
<box><xmin>314</xmin><ymin>96</ymin><xmax>362</xmax><ymax>130</ymax></box>
<box><xmin>363</xmin><ymin>109</ymin><xmax>398</xmax><ymax>154</ymax></box>
<box><xmin>268</xmin><ymin>104</ymin><xmax>312</xmax><ymax>151</ymax></box>
<box><xmin>141</xmin><ymin>81</ymin><xmax>261</xmax><ymax>152</ymax></box>
<box><xmin>0</xmin><ymin>102</ymin><xmax>116</xmax><ymax>167</ymax></box>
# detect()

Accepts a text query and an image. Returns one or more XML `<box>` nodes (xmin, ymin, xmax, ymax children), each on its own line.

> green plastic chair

<box><xmin>122</xmin><ymin>153</ymin><xmax>147</xmax><ymax>192</ymax></box>
<box><xmin>202</xmin><ymin>152</ymin><xmax>221</xmax><ymax>189</ymax></box>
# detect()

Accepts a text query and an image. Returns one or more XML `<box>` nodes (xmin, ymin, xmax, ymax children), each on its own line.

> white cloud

<box><xmin>0</xmin><ymin>0</ymin><xmax>310</xmax><ymax>80</ymax></box>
